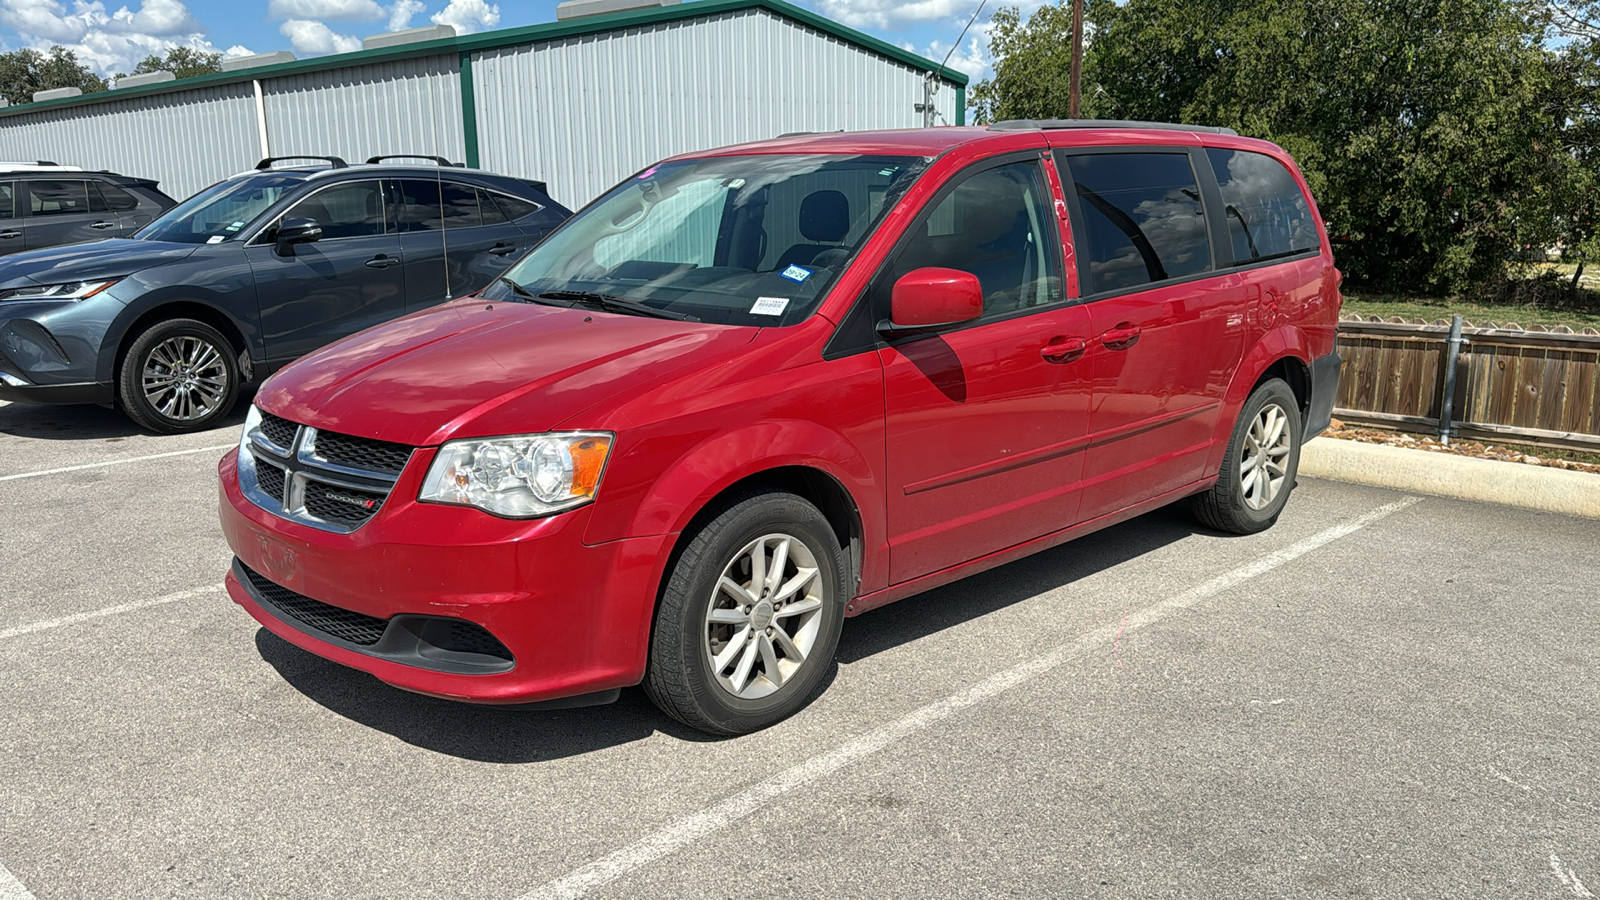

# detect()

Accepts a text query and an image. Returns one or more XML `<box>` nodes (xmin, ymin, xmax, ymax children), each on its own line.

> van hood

<box><xmin>255</xmin><ymin>297</ymin><xmax>758</xmax><ymax>447</ymax></box>
<box><xmin>0</xmin><ymin>239</ymin><xmax>202</xmax><ymax>288</ymax></box>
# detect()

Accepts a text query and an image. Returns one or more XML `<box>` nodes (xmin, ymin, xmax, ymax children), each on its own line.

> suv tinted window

<box><xmin>1059</xmin><ymin>152</ymin><xmax>1211</xmax><ymax>295</ymax></box>
<box><xmin>94</xmin><ymin>181</ymin><xmax>140</xmax><ymax>211</ymax></box>
<box><xmin>0</xmin><ymin>182</ymin><xmax>12</xmax><ymax>219</ymax></box>
<box><xmin>882</xmin><ymin>160</ymin><xmax>1063</xmax><ymax>315</ymax></box>
<box><xmin>284</xmin><ymin>181</ymin><xmax>385</xmax><ymax>240</ymax></box>
<box><xmin>395</xmin><ymin>179</ymin><xmax>481</xmax><ymax>231</ymax></box>
<box><xmin>1205</xmin><ymin>148</ymin><xmax>1318</xmax><ymax>264</ymax></box>
<box><xmin>489</xmin><ymin>191</ymin><xmax>541</xmax><ymax>221</ymax></box>
<box><xmin>27</xmin><ymin>180</ymin><xmax>91</xmax><ymax>217</ymax></box>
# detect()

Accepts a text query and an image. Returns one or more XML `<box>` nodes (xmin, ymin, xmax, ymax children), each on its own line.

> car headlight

<box><xmin>0</xmin><ymin>279</ymin><xmax>119</xmax><ymax>302</ymax></box>
<box><xmin>419</xmin><ymin>432</ymin><xmax>614</xmax><ymax>518</ymax></box>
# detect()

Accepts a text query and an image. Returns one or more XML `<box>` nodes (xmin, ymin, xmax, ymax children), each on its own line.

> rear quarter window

<box><xmin>1205</xmin><ymin>148</ymin><xmax>1319</xmax><ymax>265</ymax></box>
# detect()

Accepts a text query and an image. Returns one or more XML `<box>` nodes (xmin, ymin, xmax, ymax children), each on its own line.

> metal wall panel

<box><xmin>261</xmin><ymin>56</ymin><xmax>465</xmax><ymax>169</ymax></box>
<box><xmin>471</xmin><ymin>8</ymin><xmax>960</xmax><ymax>207</ymax></box>
<box><xmin>0</xmin><ymin>84</ymin><xmax>259</xmax><ymax>200</ymax></box>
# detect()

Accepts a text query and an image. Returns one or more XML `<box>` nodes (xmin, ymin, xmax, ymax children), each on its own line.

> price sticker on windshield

<box><xmin>750</xmin><ymin>297</ymin><xmax>789</xmax><ymax>316</ymax></box>
<box><xmin>780</xmin><ymin>265</ymin><xmax>813</xmax><ymax>283</ymax></box>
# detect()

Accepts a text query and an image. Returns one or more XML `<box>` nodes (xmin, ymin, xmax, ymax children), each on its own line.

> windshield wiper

<box><xmin>537</xmin><ymin>290</ymin><xmax>700</xmax><ymax>322</ymax></box>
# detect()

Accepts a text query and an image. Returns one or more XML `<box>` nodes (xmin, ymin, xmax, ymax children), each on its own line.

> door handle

<box><xmin>0</xmin><ymin>230</ymin><xmax>19</xmax><ymax>239</ymax></box>
<box><xmin>1040</xmin><ymin>336</ymin><xmax>1088</xmax><ymax>363</ymax></box>
<box><xmin>90</xmin><ymin>221</ymin><xmax>116</xmax><ymax>230</ymax></box>
<box><xmin>488</xmin><ymin>242</ymin><xmax>517</xmax><ymax>256</ymax></box>
<box><xmin>1099</xmin><ymin>324</ymin><xmax>1142</xmax><ymax>350</ymax></box>
<box><xmin>365</xmin><ymin>254</ymin><xmax>402</xmax><ymax>269</ymax></box>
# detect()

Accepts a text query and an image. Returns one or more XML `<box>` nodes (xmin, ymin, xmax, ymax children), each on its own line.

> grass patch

<box><xmin>1341</xmin><ymin>292</ymin><xmax>1600</xmax><ymax>330</ymax></box>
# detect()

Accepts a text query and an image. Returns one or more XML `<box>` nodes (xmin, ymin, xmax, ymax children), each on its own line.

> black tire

<box><xmin>1191</xmin><ymin>378</ymin><xmax>1302</xmax><ymax>535</ymax></box>
<box><xmin>118</xmin><ymin>318</ymin><xmax>240</xmax><ymax>434</ymax></box>
<box><xmin>644</xmin><ymin>490</ymin><xmax>849</xmax><ymax>736</ymax></box>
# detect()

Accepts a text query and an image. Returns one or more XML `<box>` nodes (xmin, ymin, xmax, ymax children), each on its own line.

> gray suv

<box><xmin>0</xmin><ymin>163</ymin><xmax>176</xmax><ymax>255</ymax></box>
<box><xmin>0</xmin><ymin>156</ymin><xmax>570</xmax><ymax>432</ymax></box>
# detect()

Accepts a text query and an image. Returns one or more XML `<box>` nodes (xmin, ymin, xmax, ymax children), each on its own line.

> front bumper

<box><xmin>218</xmin><ymin>448</ymin><xmax>673</xmax><ymax>705</ymax></box>
<box><xmin>0</xmin><ymin>302</ymin><xmax>116</xmax><ymax>405</ymax></box>
<box><xmin>1305</xmin><ymin>349</ymin><xmax>1342</xmax><ymax>438</ymax></box>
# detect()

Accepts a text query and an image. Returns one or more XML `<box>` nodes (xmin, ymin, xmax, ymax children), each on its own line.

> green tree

<box><xmin>974</xmin><ymin>0</ymin><xmax>1598</xmax><ymax>295</ymax></box>
<box><xmin>0</xmin><ymin>46</ymin><xmax>108</xmax><ymax>107</ymax></box>
<box><xmin>127</xmin><ymin>46</ymin><xmax>223</xmax><ymax>81</ymax></box>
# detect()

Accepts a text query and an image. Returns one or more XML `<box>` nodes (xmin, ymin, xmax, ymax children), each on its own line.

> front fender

<box><xmin>1204</xmin><ymin>325</ymin><xmax>1311</xmax><ymax>473</ymax></box>
<box><xmin>583</xmin><ymin>417</ymin><xmax>886</xmax><ymax>590</ymax></box>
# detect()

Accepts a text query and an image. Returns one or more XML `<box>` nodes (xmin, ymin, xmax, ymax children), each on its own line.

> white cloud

<box><xmin>815</xmin><ymin>0</ymin><xmax>970</xmax><ymax>29</ymax></box>
<box><xmin>431</xmin><ymin>0</ymin><xmax>498</xmax><ymax>34</ymax></box>
<box><xmin>266</xmin><ymin>0</ymin><xmax>384</xmax><ymax>21</ymax></box>
<box><xmin>387</xmin><ymin>0</ymin><xmax>423</xmax><ymax>31</ymax></box>
<box><xmin>222</xmin><ymin>43</ymin><xmax>252</xmax><ymax>57</ymax></box>
<box><xmin>0</xmin><ymin>0</ymin><xmax>239</xmax><ymax>75</ymax></box>
<box><xmin>921</xmin><ymin>33</ymin><xmax>990</xmax><ymax>82</ymax></box>
<box><xmin>279</xmin><ymin>17</ymin><xmax>361</xmax><ymax>54</ymax></box>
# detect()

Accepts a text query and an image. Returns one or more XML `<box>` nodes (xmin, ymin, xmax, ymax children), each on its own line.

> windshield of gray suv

<box><xmin>492</xmin><ymin>153</ymin><xmax>928</xmax><ymax>326</ymax></box>
<box><xmin>134</xmin><ymin>173</ymin><xmax>305</xmax><ymax>244</ymax></box>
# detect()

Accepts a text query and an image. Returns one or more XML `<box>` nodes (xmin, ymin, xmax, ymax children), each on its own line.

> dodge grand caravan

<box><xmin>218</xmin><ymin>122</ymin><xmax>1343</xmax><ymax>735</ymax></box>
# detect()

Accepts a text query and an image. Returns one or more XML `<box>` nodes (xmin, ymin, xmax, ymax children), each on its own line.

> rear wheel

<box><xmin>1191</xmin><ymin>378</ymin><xmax>1302</xmax><ymax>534</ymax></box>
<box><xmin>644</xmin><ymin>491</ymin><xmax>848</xmax><ymax>735</ymax></box>
<box><xmin>118</xmin><ymin>318</ymin><xmax>239</xmax><ymax>434</ymax></box>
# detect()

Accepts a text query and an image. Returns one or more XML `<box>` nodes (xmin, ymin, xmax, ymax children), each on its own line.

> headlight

<box><xmin>419</xmin><ymin>432</ymin><xmax>614</xmax><ymax>518</ymax></box>
<box><xmin>0</xmin><ymin>279</ymin><xmax>119</xmax><ymax>302</ymax></box>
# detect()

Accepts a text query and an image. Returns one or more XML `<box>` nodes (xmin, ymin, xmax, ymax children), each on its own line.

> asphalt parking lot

<box><xmin>2</xmin><ymin>398</ymin><xmax>1597</xmax><ymax>900</ymax></box>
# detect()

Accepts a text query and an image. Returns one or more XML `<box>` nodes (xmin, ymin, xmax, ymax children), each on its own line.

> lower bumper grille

<box><xmin>239</xmin><ymin>563</ymin><xmax>387</xmax><ymax>645</ymax></box>
<box><xmin>233</xmin><ymin>559</ymin><xmax>516</xmax><ymax>674</ymax></box>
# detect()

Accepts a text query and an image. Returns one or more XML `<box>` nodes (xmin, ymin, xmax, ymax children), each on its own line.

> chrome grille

<box><xmin>239</xmin><ymin>410</ymin><xmax>414</xmax><ymax>534</ymax></box>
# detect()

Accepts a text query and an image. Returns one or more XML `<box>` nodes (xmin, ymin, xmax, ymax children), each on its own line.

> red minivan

<box><xmin>218</xmin><ymin>122</ymin><xmax>1342</xmax><ymax>734</ymax></box>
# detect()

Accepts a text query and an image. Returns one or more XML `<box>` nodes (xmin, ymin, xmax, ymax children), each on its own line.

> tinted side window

<box><xmin>882</xmin><ymin>160</ymin><xmax>1063</xmax><ymax>315</ymax></box>
<box><xmin>478</xmin><ymin>188</ymin><xmax>508</xmax><ymax>225</ymax></box>
<box><xmin>27</xmin><ymin>180</ymin><xmax>91</xmax><ymax>217</ymax></box>
<box><xmin>1206</xmin><ymin>148</ymin><xmax>1318</xmax><ymax>264</ymax></box>
<box><xmin>284</xmin><ymin>181</ymin><xmax>385</xmax><ymax>240</ymax></box>
<box><xmin>1059</xmin><ymin>152</ymin><xmax>1211</xmax><ymax>295</ymax></box>
<box><xmin>0</xmin><ymin>182</ymin><xmax>13</xmax><ymax>219</ymax></box>
<box><xmin>396</xmin><ymin>179</ymin><xmax>482</xmax><ymax>230</ymax></box>
<box><xmin>490</xmin><ymin>191</ymin><xmax>541</xmax><ymax>221</ymax></box>
<box><xmin>94</xmin><ymin>182</ymin><xmax>140</xmax><ymax>211</ymax></box>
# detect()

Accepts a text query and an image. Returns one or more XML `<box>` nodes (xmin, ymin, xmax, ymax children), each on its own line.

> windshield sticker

<box><xmin>780</xmin><ymin>265</ymin><xmax>813</xmax><ymax>284</ymax></box>
<box><xmin>206</xmin><ymin>235</ymin><xmax>225</xmax><ymax>244</ymax></box>
<box><xmin>750</xmin><ymin>297</ymin><xmax>789</xmax><ymax>316</ymax></box>
<box><xmin>226</xmin><ymin>221</ymin><xmax>245</xmax><ymax>231</ymax></box>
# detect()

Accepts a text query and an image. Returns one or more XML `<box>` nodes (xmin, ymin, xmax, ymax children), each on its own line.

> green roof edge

<box><xmin>0</xmin><ymin>0</ymin><xmax>965</xmax><ymax>120</ymax></box>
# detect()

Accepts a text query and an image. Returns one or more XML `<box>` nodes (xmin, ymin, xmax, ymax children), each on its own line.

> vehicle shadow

<box><xmin>0</xmin><ymin>391</ymin><xmax>254</xmax><ymax>441</ymax></box>
<box><xmin>255</xmin><ymin>503</ymin><xmax>1206</xmax><ymax>762</ymax></box>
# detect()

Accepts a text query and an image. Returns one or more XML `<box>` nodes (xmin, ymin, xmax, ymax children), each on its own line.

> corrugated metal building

<box><xmin>0</xmin><ymin>0</ymin><xmax>967</xmax><ymax>206</ymax></box>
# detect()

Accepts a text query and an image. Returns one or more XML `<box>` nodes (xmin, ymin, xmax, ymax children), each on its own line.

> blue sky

<box><xmin>0</xmin><ymin>0</ymin><xmax>1008</xmax><ymax>83</ymax></box>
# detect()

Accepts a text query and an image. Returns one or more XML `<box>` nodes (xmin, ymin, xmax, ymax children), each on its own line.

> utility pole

<box><xmin>1069</xmin><ymin>0</ymin><xmax>1084</xmax><ymax>118</ymax></box>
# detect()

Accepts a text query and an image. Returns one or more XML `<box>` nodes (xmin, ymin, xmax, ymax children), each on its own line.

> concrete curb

<box><xmin>1299</xmin><ymin>438</ymin><xmax>1600</xmax><ymax>520</ymax></box>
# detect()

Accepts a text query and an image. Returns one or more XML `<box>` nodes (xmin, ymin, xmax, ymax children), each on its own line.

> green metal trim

<box><xmin>0</xmin><ymin>0</ymin><xmax>966</xmax><ymax>120</ymax></box>
<box><xmin>459</xmin><ymin>51</ymin><xmax>480</xmax><ymax>168</ymax></box>
<box><xmin>956</xmin><ymin>85</ymin><xmax>966</xmax><ymax>126</ymax></box>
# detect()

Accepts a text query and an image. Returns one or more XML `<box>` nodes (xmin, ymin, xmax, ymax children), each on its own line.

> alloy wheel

<box><xmin>703</xmin><ymin>532</ymin><xmax>826</xmax><ymax>700</ymax></box>
<box><xmin>141</xmin><ymin>335</ymin><xmax>230</xmax><ymax>422</ymax></box>
<box><xmin>1239</xmin><ymin>401</ymin><xmax>1293</xmax><ymax>510</ymax></box>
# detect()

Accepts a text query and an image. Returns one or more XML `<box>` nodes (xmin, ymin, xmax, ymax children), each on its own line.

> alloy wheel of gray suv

<box><xmin>118</xmin><ymin>318</ymin><xmax>240</xmax><ymax>434</ymax></box>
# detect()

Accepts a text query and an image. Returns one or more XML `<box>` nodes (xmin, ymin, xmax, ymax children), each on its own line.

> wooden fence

<box><xmin>1334</xmin><ymin>315</ymin><xmax>1600</xmax><ymax>451</ymax></box>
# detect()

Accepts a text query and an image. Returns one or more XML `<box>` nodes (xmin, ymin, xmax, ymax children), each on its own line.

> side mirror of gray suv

<box><xmin>275</xmin><ymin>217</ymin><xmax>323</xmax><ymax>256</ymax></box>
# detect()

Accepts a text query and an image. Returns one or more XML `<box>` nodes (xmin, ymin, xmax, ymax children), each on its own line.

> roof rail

<box><xmin>987</xmin><ymin>119</ymin><xmax>1238</xmax><ymax>136</ymax></box>
<box><xmin>364</xmin><ymin>155</ymin><xmax>463</xmax><ymax>167</ymax></box>
<box><xmin>256</xmin><ymin>155</ymin><xmax>348</xmax><ymax>170</ymax></box>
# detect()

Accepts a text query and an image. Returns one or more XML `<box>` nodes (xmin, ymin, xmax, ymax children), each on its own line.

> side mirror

<box><xmin>274</xmin><ymin>217</ymin><xmax>322</xmax><ymax>256</ymax></box>
<box><xmin>879</xmin><ymin>267</ymin><xmax>983</xmax><ymax>335</ymax></box>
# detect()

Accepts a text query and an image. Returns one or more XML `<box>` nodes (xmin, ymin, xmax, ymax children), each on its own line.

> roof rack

<box><xmin>256</xmin><ymin>155</ymin><xmax>348</xmax><ymax>170</ymax></box>
<box><xmin>987</xmin><ymin>119</ymin><xmax>1238</xmax><ymax>136</ymax></box>
<box><xmin>365</xmin><ymin>154</ymin><xmax>464</xmax><ymax>167</ymax></box>
<box><xmin>0</xmin><ymin>161</ymin><xmax>83</xmax><ymax>171</ymax></box>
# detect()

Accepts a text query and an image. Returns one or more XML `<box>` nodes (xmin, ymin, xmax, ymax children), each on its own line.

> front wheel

<box><xmin>644</xmin><ymin>491</ymin><xmax>848</xmax><ymax>735</ymax></box>
<box><xmin>117</xmin><ymin>318</ymin><xmax>240</xmax><ymax>434</ymax></box>
<box><xmin>1191</xmin><ymin>378</ymin><xmax>1302</xmax><ymax>534</ymax></box>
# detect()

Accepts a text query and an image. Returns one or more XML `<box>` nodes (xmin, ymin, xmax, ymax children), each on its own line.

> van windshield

<box><xmin>135</xmin><ymin>173</ymin><xmax>304</xmax><ymax>244</ymax></box>
<box><xmin>495</xmin><ymin>154</ymin><xmax>928</xmax><ymax>326</ymax></box>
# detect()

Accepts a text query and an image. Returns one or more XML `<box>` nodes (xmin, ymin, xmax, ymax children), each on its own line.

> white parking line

<box><xmin>517</xmin><ymin>496</ymin><xmax>1424</xmax><ymax>900</ymax></box>
<box><xmin>0</xmin><ymin>444</ymin><xmax>233</xmax><ymax>483</ymax></box>
<box><xmin>0</xmin><ymin>585</ymin><xmax>220</xmax><ymax>641</ymax></box>
<box><xmin>0</xmin><ymin>861</ymin><xmax>36</xmax><ymax>900</ymax></box>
